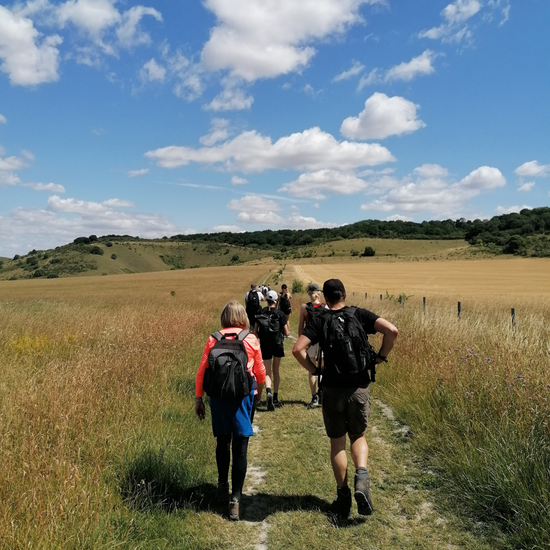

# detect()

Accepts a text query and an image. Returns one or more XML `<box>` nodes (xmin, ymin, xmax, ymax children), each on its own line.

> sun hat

<box><xmin>266</xmin><ymin>290</ymin><xmax>278</xmax><ymax>302</ymax></box>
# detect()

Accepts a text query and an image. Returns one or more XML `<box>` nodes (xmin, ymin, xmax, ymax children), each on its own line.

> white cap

<box><xmin>267</xmin><ymin>290</ymin><xmax>278</xmax><ymax>302</ymax></box>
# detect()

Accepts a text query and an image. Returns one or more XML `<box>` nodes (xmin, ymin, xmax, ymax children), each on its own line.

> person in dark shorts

<box><xmin>245</xmin><ymin>283</ymin><xmax>263</xmax><ymax>329</ymax></box>
<box><xmin>292</xmin><ymin>279</ymin><xmax>398</xmax><ymax>521</ymax></box>
<box><xmin>254</xmin><ymin>290</ymin><xmax>289</xmax><ymax>411</ymax></box>
<box><xmin>277</xmin><ymin>283</ymin><xmax>292</xmax><ymax>332</ymax></box>
<box><xmin>297</xmin><ymin>282</ymin><xmax>326</xmax><ymax>407</ymax></box>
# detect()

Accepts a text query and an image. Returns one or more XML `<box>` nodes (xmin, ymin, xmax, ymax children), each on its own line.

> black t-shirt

<box><xmin>302</xmin><ymin>306</ymin><xmax>379</xmax><ymax>388</ymax></box>
<box><xmin>256</xmin><ymin>307</ymin><xmax>287</xmax><ymax>346</ymax></box>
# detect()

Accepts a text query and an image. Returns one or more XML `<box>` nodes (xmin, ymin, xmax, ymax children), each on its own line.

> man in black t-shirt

<box><xmin>292</xmin><ymin>279</ymin><xmax>398</xmax><ymax>521</ymax></box>
<box><xmin>254</xmin><ymin>290</ymin><xmax>289</xmax><ymax>411</ymax></box>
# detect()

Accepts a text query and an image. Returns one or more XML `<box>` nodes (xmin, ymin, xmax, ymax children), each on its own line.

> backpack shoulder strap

<box><xmin>212</xmin><ymin>331</ymin><xmax>224</xmax><ymax>341</ymax></box>
<box><xmin>237</xmin><ymin>329</ymin><xmax>250</xmax><ymax>341</ymax></box>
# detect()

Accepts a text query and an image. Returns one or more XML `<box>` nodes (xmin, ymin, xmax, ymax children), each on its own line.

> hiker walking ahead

<box><xmin>292</xmin><ymin>279</ymin><xmax>398</xmax><ymax>521</ymax></box>
<box><xmin>297</xmin><ymin>282</ymin><xmax>327</xmax><ymax>408</ymax></box>
<box><xmin>245</xmin><ymin>283</ymin><xmax>263</xmax><ymax>329</ymax></box>
<box><xmin>254</xmin><ymin>290</ymin><xmax>289</xmax><ymax>411</ymax></box>
<box><xmin>277</xmin><ymin>283</ymin><xmax>292</xmax><ymax>331</ymax></box>
<box><xmin>195</xmin><ymin>300</ymin><xmax>266</xmax><ymax>521</ymax></box>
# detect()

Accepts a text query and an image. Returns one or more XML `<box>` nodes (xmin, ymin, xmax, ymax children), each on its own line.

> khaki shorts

<box><xmin>321</xmin><ymin>385</ymin><xmax>371</xmax><ymax>439</ymax></box>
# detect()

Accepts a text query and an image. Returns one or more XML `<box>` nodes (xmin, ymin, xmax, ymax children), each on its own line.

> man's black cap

<box><xmin>322</xmin><ymin>278</ymin><xmax>346</xmax><ymax>297</ymax></box>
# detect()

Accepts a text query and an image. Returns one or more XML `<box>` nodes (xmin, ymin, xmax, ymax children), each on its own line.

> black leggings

<box><xmin>216</xmin><ymin>434</ymin><xmax>249</xmax><ymax>497</ymax></box>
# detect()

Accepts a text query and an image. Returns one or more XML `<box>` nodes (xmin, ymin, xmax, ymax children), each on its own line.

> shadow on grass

<box><xmin>120</xmin><ymin>446</ymin><xmax>368</xmax><ymax>528</ymax></box>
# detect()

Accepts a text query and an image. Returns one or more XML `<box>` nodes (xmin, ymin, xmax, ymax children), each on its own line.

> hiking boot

<box><xmin>273</xmin><ymin>395</ymin><xmax>283</xmax><ymax>408</ymax></box>
<box><xmin>228</xmin><ymin>496</ymin><xmax>240</xmax><ymax>521</ymax></box>
<box><xmin>307</xmin><ymin>394</ymin><xmax>319</xmax><ymax>409</ymax></box>
<box><xmin>266</xmin><ymin>393</ymin><xmax>275</xmax><ymax>411</ymax></box>
<box><xmin>354</xmin><ymin>470</ymin><xmax>374</xmax><ymax>516</ymax></box>
<box><xmin>328</xmin><ymin>487</ymin><xmax>352</xmax><ymax>522</ymax></box>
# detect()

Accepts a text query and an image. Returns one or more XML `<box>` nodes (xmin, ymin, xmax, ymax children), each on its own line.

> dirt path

<box><xmin>234</xmin><ymin>313</ymin><xmax>507</xmax><ymax>550</ymax></box>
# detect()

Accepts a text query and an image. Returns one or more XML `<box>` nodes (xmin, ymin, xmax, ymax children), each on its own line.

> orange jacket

<box><xmin>195</xmin><ymin>327</ymin><xmax>266</xmax><ymax>398</ymax></box>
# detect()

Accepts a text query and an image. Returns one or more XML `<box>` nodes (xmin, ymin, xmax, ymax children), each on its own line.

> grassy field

<box><xmin>287</xmin><ymin>260</ymin><xmax>550</xmax><ymax>548</ymax></box>
<box><xmin>1</xmin><ymin>259</ymin><xmax>549</xmax><ymax>548</ymax></box>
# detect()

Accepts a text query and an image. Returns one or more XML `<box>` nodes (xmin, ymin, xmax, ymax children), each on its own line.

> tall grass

<box><xmin>0</xmin><ymin>266</ymin><xmax>266</xmax><ymax>548</ymax></box>
<box><xmin>353</xmin><ymin>295</ymin><xmax>550</xmax><ymax>549</ymax></box>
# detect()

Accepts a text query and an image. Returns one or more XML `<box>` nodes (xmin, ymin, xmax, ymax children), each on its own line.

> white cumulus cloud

<box><xmin>146</xmin><ymin>126</ymin><xmax>394</xmax><ymax>172</ymax></box>
<box><xmin>279</xmin><ymin>170</ymin><xmax>368</xmax><ymax>200</ymax></box>
<box><xmin>0</xmin><ymin>113</ymin><xmax>6</xmax><ymax>123</ymax></box>
<box><xmin>201</xmin><ymin>0</ymin><xmax>381</xmax><ymax>83</ymax></box>
<box><xmin>139</xmin><ymin>58</ymin><xmax>166</xmax><ymax>82</ymax></box>
<box><xmin>227</xmin><ymin>194</ymin><xmax>283</xmax><ymax>226</ymax></box>
<box><xmin>360</xmin><ymin>164</ymin><xmax>505</xmax><ymax>218</ymax></box>
<box><xmin>116</xmin><ymin>6</ymin><xmax>162</xmax><ymax>49</ymax></box>
<box><xmin>340</xmin><ymin>93</ymin><xmax>425</xmax><ymax>140</ymax></box>
<box><xmin>0</xmin><ymin>149</ymin><xmax>34</xmax><ymax>187</ymax></box>
<box><xmin>517</xmin><ymin>182</ymin><xmax>535</xmax><ymax>193</ymax></box>
<box><xmin>200</xmin><ymin>118</ymin><xmax>229</xmax><ymax>146</ymax></box>
<box><xmin>514</xmin><ymin>160</ymin><xmax>550</xmax><ymax>178</ymax></box>
<box><xmin>384</xmin><ymin>50</ymin><xmax>437</xmax><ymax>82</ymax></box>
<box><xmin>231</xmin><ymin>176</ymin><xmax>248</xmax><ymax>185</ymax></box>
<box><xmin>0</xmin><ymin>5</ymin><xmax>62</xmax><ymax>86</ymax></box>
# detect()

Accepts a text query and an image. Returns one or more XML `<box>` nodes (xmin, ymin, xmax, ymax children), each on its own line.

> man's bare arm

<box><xmin>292</xmin><ymin>335</ymin><xmax>317</xmax><ymax>374</ymax></box>
<box><xmin>373</xmin><ymin>317</ymin><xmax>398</xmax><ymax>362</ymax></box>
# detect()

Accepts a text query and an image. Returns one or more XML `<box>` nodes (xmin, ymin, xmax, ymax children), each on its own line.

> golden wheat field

<box><xmin>288</xmin><ymin>257</ymin><xmax>550</xmax><ymax>300</ymax></box>
<box><xmin>1</xmin><ymin>259</ymin><xmax>550</xmax><ymax>548</ymax></box>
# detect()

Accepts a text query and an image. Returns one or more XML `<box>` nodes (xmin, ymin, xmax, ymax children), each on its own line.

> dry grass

<box><xmin>285</xmin><ymin>261</ymin><xmax>550</xmax><ymax>547</ymax></box>
<box><xmin>0</xmin><ymin>265</ymin><xmax>267</xmax><ymax>548</ymax></box>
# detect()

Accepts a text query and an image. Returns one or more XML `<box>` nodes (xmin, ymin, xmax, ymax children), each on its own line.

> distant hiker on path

<box><xmin>245</xmin><ymin>283</ymin><xmax>264</xmax><ymax>329</ymax></box>
<box><xmin>297</xmin><ymin>282</ymin><xmax>327</xmax><ymax>408</ymax></box>
<box><xmin>277</xmin><ymin>283</ymin><xmax>292</xmax><ymax>333</ymax></box>
<box><xmin>254</xmin><ymin>290</ymin><xmax>289</xmax><ymax>411</ymax></box>
<box><xmin>292</xmin><ymin>279</ymin><xmax>398</xmax><ymax>521</ymax></box>
<box><xmin>195</xmin><ymin>300</ymin><xmax>266</xmax><ymax>521</ymax></box>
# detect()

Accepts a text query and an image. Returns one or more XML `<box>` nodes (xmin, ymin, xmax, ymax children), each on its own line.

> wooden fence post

<box><xmin>380</xmin><ymin>294</ymin><xmax>383</xmax><ymax>301</ymax></box>
<box><xmin>511</xmin><ymin>308</ymin><xmax>516</xmax><ymax>326</ymax></box>
<box><xmin>423</xmin><ymin>297</ymin><xmax>426</xmax><ymax>313</ymax></box>
<box><xmin>458</xmin><ymin>301</ymin><xmax>462</xmax><ymax>318</ymax></box>
<box><xmin>365</xmin><ymin>292</ymin><xmax>368</xmax><ymax>299</ymax></box>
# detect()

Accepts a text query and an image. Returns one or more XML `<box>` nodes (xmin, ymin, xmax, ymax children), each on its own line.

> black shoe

<box><xmin>354</xmin><ymin>471</ymin><xmax>373</xmax><ymax>516</ymax></box>
<box><xmin>328</xmin><ymin>487</ymin><xmax>352</xmax><ymax>522</ymax></box>
<box><xmin>273</xmin><ymin>396</ymin><xmax>283</xmax><ymax>408</ymax></box>
<box><xmin>266</xmin><ymin>393</ymin><xmax>274</xmax><ymax>411</ymax></box>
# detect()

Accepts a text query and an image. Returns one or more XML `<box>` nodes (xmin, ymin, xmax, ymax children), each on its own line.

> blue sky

<box><xmin>0</xmin><ymin>0</ymin><xmax>549</xmax><ymax>256</ymax></box>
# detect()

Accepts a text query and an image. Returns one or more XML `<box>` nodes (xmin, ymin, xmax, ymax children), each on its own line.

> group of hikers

<box><xmin>194</xmin><ymin>278</ymin><xmax>399</xmax><ymax>522</ymax></box>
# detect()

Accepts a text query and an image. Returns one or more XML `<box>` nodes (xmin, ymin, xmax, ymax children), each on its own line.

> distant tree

<box><xmin>89</xmin><ymin>235</ymin><xmax>98</xmax><ymax>242</ymax></box>
<box><xmin>350</xmin><ymin>249</ymin><xmax>360</xmax><ymax>256</ymax></box>
<box><xmin>89</xmin><ymin>246</ymin><xmax>104</xmax><ymax>255</ymax></box>
<box><xmin>503</xmin><ymin>235</ymin><xmax>526</xmax><ymax>255</ymax></box>
<box><xmin>111</xmin><ymin>253</ymin><xmax>117</xmax><ymax>260</ymax></box>
<box><xmin>74</xmin><ymin>237</ymin><xmax>91</xmax><ymax>245</ymax></box>
<box><xmin>13</xmin><ymin>254</ymin><xmax>20</xmax><ymax>260</ymax></box>
<box><xmin>362</xmin><ymin>246</ymin><xmax>375</xmax><ymax>257</ymax></box>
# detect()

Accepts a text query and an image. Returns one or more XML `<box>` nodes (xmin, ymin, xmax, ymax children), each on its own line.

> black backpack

<box><xmin>203</xmin><ymin>331</ymin><xmax>253</xmax><ymax>400</ymax></box>
<box><xmin>305</xmin><ymin>301</ymin><xmax>325</xmax><ymax>325</ymax></box>
<box><xmin>255</xmin><ymin>310</ymin><xmax>283</xmax><ymax>346</ymax></box>
<box><xmin>321</xmin><ymin>307</ymin><xmax>378</xmax><ymax>382</ymax></box>
<box><xmin>246</xmin><ymin>290</ymin><xmax>261</xmax><ymax>313</ymax></box>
